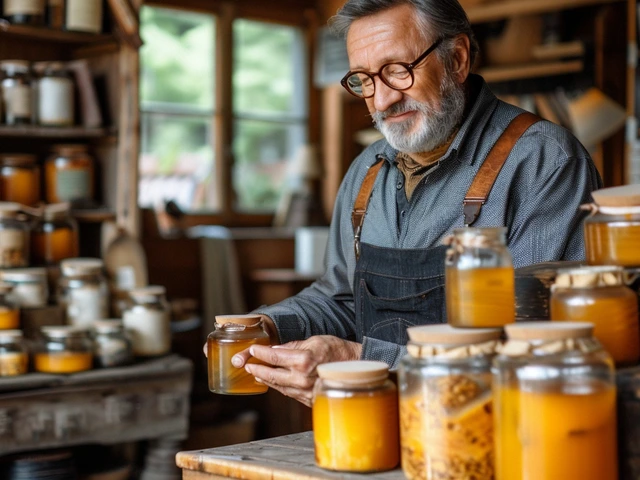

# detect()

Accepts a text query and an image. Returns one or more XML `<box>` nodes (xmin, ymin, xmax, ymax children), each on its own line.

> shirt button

<box><xmin>396</xmin><ymin>181</ymin><xmax>403</xmax><ymax>190</ymax></box>
<box><xmin>401</xmin><ymin>210</ymin><xmax>406</xmax><ymax>217</ymax></box>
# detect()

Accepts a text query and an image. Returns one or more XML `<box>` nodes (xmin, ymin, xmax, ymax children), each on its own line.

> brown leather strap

<box><xmin>463</xmin><ymin>112</ymin><xmax>540</xmax><ymax>226</ymax></box>
<box><xmin>352</xmin><ymin>157</ymin><xmax>385</xmax><ymax>258</ymax></box>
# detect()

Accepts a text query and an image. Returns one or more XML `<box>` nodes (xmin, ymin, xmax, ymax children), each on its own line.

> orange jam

<box><xmin>31</xmin><ymin>227</ymin><xmax>79</xmax><ymax>264</ymax></box>
<box><xmin>34</xmin><ymin>352</ymin><xmax>93</xmax><ymax>373</ymax></box>
<box><xmin>207</xmin><ymin>336</ymin><xmax>270</xmax><ymax>395</ymax></box>
<box><xmin>0</xmin><ymin>352</ymin><xmax>27</xmax><ymax>376</ymax></box>
<box><xmin>584</xmin><ymin>220</ymin><xmax>640</xmax><ymax>266</ymax></box>
<box><xmin>0</xmin><ymin>307</ymin><xmax>19</xmax><ymax>329</ymax></box>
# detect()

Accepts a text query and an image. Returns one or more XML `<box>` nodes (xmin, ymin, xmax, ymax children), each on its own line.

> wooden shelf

<box><xmin>0</xmin><ymin>125</ymin><xmax>115</xmax><ymax>139</ymax></box>
<box><xmin>72</xmin><ymin>209</ymin><xmax>116</xmax><ymax>223</ymax></box>
<box><xmin>0</xmin><ymin>22</ymin><xmax>115</xmax><ymax>45</ymax></box>
<box><xmin>467</xmin><ymin>0</ymin><xmax>623</xmax><ymax>24</ymax></box>
<box><xmin>479</xmin><ymin>60</ymin><xmax>584</xmax><ymax>83</ymax></box>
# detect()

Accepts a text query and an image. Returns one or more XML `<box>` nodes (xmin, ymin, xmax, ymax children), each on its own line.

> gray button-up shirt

<box><xmin>255</xmin><ymin>75</ymin><xmax>603</xmax><ymax>366</ymax></box>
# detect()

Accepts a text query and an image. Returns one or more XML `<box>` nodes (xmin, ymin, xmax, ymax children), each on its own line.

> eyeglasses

<box><xmin>340</xmin><ymin>38</ymin><xmax>444</xmax><ymax>99</ymax></box>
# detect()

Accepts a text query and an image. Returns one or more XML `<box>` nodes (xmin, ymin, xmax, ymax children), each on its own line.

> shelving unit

<box><xmin>466</xmin><ymin>0</ymin><xmax>623</xmax><ymax>24</ymax></box>
<box><xmin>0</xmin><ymin>125</ymin><xmax>115</xmax><ymax>139</ymax></box>
<box><xmin>71</xmin><ymin>209</ymin><xmax>117</xmax><ymax>223</ymax></box>
<box><xmin>479</xmin><ymin>60</ymin><xmax>584</xmax><ymax>83</ymax></box>
<box><xmin>0</xmin><ymin>22</ymin><xmax>116</xmax><ymax>45</ymax></box>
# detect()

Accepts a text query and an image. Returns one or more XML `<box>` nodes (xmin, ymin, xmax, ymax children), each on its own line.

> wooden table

<box><xmin>176</xmin><ymin>431</ymin><xmax>405</xmax><ymax>479</ymax></box>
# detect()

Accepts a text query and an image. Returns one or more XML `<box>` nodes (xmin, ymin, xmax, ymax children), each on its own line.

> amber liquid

<box><xmin>34</xmin><ymin>352</ymin><xmax>93</xmax><ymax>373</ymax></box>
<box><xmin>585</xmin><ymin>221</ymin><xmax>640</xmax><ymax>266</ymax></box>
<box><xmin>0</xmin><ymin>166</ymin><xmax>41</xmax><ymax>206</ymax></box>
<box><xmin>45</xmin><ymin>157</ymin><xmax>94</xmax><ymax>203</ymax></box>
<box><xmin>32</xmin><ymin>227</ymin><xmax>79</xmax><ymax>264</ymax></box>
<box><xmin>446</xmin><ymin>267</ymin><xmax>515</xmax><ymax>327</ymax></box>
<box><xmin>0</xmin><ymin>352</ymin><xmax>27</xmax><ymax>376</ymax></box>
<box><xmin>313</xmin><ymin>389</ymin><xmax>399</xmax><ymax>472</ymax></box>
<box><xmin>495</xmin><ymin>383</ymin><xmax>617</xmax><ymax>480</ymax></box>
<box><xmin>207</xmin><ymin>336</ymin><xmax>270</xmax><ymax>395</ymax></box>
<box><xmin>0</xmin><ymin>308</ymin><xmax>20</xmax><ymax>329</ymax></box>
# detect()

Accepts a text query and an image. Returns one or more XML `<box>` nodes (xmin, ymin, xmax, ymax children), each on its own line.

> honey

<box><xmin>0</xmin><ymin>154</ymin><xmax>41</xmax><ymax>206</ymax></box>
<box><xmin>45</xmin><ymin>144</ymin><xmax>94</xmax><ymax>204</ymax></box>
<box><xmin>36</xmin><ymin>325</ymin><xmax>94</xmax><ymax>374</ymax></box>
<box><xmin>32</xmin><ymin>228</ymin><xmax>78</xmax><ymax>264</ymax></box>
<box><xmin>34</xmin><ymin>351</ymin><xmax>93</xmax><ymax>373</ymax></box>
<box><xmin>584</xmin><ymin>215</ymin><xmax>640</xmax><ymax>266</ymax></box>
<box><xmin>0</xmin><ymin>307</ymin><xmax>19</xmax><ymax>330</ymax></box>
<box><xmin>0</xmin><ymin>351</ymin><xmax>28</xmax><ymax>376</ymax></box>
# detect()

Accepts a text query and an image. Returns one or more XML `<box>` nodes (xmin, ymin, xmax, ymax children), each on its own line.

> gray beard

<box><xmin>372</xmin><ymin>72</ymin><xmax>466</xmax><ymax>153</ymax></box>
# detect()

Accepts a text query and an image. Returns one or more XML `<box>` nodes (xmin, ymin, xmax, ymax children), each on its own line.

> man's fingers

<box><xmin>230</xmin><ymin>347</ymin><xmax>253</xmax><ymax>368</ymax></box>
<box><xmin>257</xmin><ymin>380</ymin><xmax>313</xmax><ymax>408</ymax></box>
<box><xmin>245</xmin><ymin>363</ymin><xmax>316</xmax><ymax>390</ymax></box>
<box><xmin>249</xmin><ymin>344</ymin><xmax>314</xmax><ymax>372</ymax></box>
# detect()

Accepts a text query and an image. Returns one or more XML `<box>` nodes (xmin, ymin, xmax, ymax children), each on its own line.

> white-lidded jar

<box><xmin>35</xmin><ymin>61</ymin><xmax>74</xmax><ymax>127</ymax></box>
<box><xmin>122</xmin><ymin>285</ymin><xmax>171</xmax><ymax>357</ymax></box>
<box><xmin>58</xmin><ymin>258</ymin><xmax>109</xmax><ymax>327</ymax></box>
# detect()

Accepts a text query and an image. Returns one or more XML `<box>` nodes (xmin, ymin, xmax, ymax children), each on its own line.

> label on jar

<box><xmin>4</xmin><ymin>84</ymin><xmax>32</xmax><ymax>121</ymax></box>
<box><xmin>67</xmin><ymin>286</ymin><xmax>108</xmax><ymax>327</ymax></box>
<box><xmin>0</xmin><ymin>230</ymin><xmax>26</xmax><ymax>268</ymax></box>
<box><xmin>123</xmin><ymin>308</ymin><xmax>171</xmax><ymax>356</ymax></box>
<box><xmin>55</xmin><ymin>169</ymin><xmax>91</xmax><ymax>201</ymax></box>
<box><xmin>116</xmin><ymin>266</ymin><xmax>136</xmax><ymax>291</ymax></box>
<box><xmin>38</xmin><ymin>77</ymin><xmax>74</xmax><ymax>126</ymax></box>
<box><xmin>65</xmin><ymin>0</ymin><xmax>103</xmax><ymax>33</ymax></box>
<box><xmin>4</xmin><ymin>0</ymin><xmax>45</xmax><ymax>15</ymax></box>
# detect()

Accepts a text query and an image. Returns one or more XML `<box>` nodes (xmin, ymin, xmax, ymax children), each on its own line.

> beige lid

<box><xmin>42</xmin><ymin>202</ymin><xmax>72</xmax><ymax>221</ymax></box>
<box><xmin>0</xmin><ymin>267</ymin><xmax>47</xmax><ymax>283</ymax></box>
<box><xmin>0</xmin><ymin>329</ymin><xmax>23</xmax><ymax>341</ymax></box>
<box><xmin>215</xmin><ymin>314</ymin><xmax>262</xmax><ymax>326</ymax></box>
<box><xmin>41</xmin><ymin>325</ymin><xmax>90</xmax><ymax>338</ymax></box>
<box><xmin>0</xmin><ymin>154</ymin><xmax>37</xmax><ymax>167</ymax></box>
<box><xmin>408</xmin><ymin>324</ymin><xmax>503</xmax><ymax>345</ymax></box>
<box><xmin>505</xmin><ymin>321</ymin><xmax>593</xmax><ymax>341</ymax></box>
<box><xmin>93</xmin><ymin>319</ymin><xmax>124</xmax><ymax>334</ymax></box>
<box><xmin>592</xmin><ymin>184</ymin><xmax>640</xmax><ymax>207</ymax></box>
<box><xmin>60</xmin><ymin>258</ymin><xmax>103</xmax><ymax>276</ymax></box>
<box><xmin>129</xmin><ymin>285</ymin><xmax>165</xmax><ymax>303</ymax></box>
<box><xmin>554</xmin><ymin>266</ymin><xmax>625</xmax><ymax>288</ymax></box>
<box><xmin>316</xmin><ymin>361</ymin><xmax>389</xmax><ymax>383</ymax></box>
<box><xmin>0</xmin><ymin>60</ymin><xmax>29</xmax><ymax>73</ymax></box>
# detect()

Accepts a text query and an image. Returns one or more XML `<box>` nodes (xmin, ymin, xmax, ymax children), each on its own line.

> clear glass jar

<box><xmin>45</xmin><ymin>144</ymin><xmax>94</xmax><ymax>205</ymax></box>
<box><xmin>0</xmin><ymin>202</ymin><xmax>30</xmax><ymax>268</ymax></box>
<box><xmin>551</xmin><ymin>266</ymin><xmax>639</xmax><ymax>366</ymax></box>
<box><xmin>122</xmin><ymin>286</ymin><xmax>171</xmax><ymax>357</ymax></box>
<box><xmin>0</xmin><ymin>329</ymin><xmax>28</xmax><ymax>376</ymax></box>
<box><xmin>313</xmin><ymin>361</ymin><xmax>399</xmax><ymax>472</ymax></box>
<box><xmin>584</xmin><ymin>205</ymin><xmax>640</xmax><ymax>266</ymax></box>
<box><xmin>0</xmin><ymin>267</ymin><xmax>48</xmax><ymax>307</ymax></box>
<box><xmin>31</xmin><ymin>203</ymin><xmax>79</xmax><ymax>265</ymax></box>
<box><xmin>445</xmin><ymin>227</ymin><xmax>515</xmax><ymax>327</ymax></box>
<box><xmin>34</xmin><ymin>325</ymin><xmax>93</xmax><ymax>373</ymax></box>
<box><xmin>36</xmin><ymin>62</ymin><xmax>74</xmax><ymax>127</ymax></box>
<box><xmin>207</xmin><ymin>314</ymin><xmax>270</xmax><ymax>395</ymax></box>
<box><xmin>58</xmin><ymin>258</ymin><xmax>109</xmax><ymax>327</ymax></box>
<box><xmin>65</xmin><ymin>0</ymin><xmax>103</xmax><ymax>33</ymax></box>
<box><xmin>398</xmin><ymin>325</ymin><xmax>502</xmax><ymax>480</ymax></box>
<box><xmin>0</xmin><ymin>154</ymin><xmax>41</xmax><ymax>206</ymax></box>
<box><xmin>3</xmin><ymin>0</ymin><xmax>46</xmax><ymax>25</ymax></box>
<box><xmin>92</xmin><ymin>319</ymin><xmax>133</xmax><ymax>368</ymax></box>
<box><xmin>493</xmin><ymin>322</ymin><xmax>617</xmax><ymax>480</ymax></box>
<box><xmin>0</xmin><ymin>60</ymin><xmax>33</xmax><ymax>125</ymax></box>
<box><xmin>0</xmin><ymin>282</ymin><xmax>19</xmax><ymax>330</ymax></box>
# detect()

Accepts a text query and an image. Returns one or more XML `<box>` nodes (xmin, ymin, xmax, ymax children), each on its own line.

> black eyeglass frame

<box><xmin>340</xmin><ymin>37</ymin><xmax>445</xmax><ymax>99</ymax></box>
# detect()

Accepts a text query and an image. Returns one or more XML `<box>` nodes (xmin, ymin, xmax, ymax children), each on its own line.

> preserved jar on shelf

<box><xmin>551</xmin><ymin>266</ymin><xmax>639</xmax><ymax>366</ymax></box>
<box><xmin>0</xmin><ymin>154</ymin><xmax>41</xmax><ymax>206</ymax></box>
<box><xmin>0</xmin><ymin>329</ymin><xmax>28</xmax><ymax>376</ymax></box>
<box><xmin>34</xmin><ymin>325</ymin><xmax>93</xmax><ymax>373</ymax></box>
<box><xmin>58</xmin><ymin>258</ymin><xmax>108</xmax><ymax>327</ymax></box>
<box><xmin>93</xmin><ymin>319</ymin><xmax>133</xmax><ymax>368</ymax></box>
<box><xmin>445</xmin><ymin>227</ymin><xmax>515</xmax><ymax>327</ymax></box>
<box><xmin>0</xmin><ymin>282</ymin><xmax>19</xmax><ymax>330</ymax></box>
<box><xmin>0</xmin><ymin>267</ymin><xmax>48</xmax><ymax>307</ymax></box>
<box><xmin>122</xmin><ymin>285</ymin><xmax>171</xmax><ymax>357</ymax></box>
<box><xmin>0</xmin><ymin>60</ymin><xmax>33</xmax><ymax>125</ymax></box>
<box><xmin>313</xmin><ymin>361</ymin><xmax>399</xmax><ymax>472</ymax></box>
<box><xmin>65</xmin><ymin>0</ymin><xmax>103</xmax><ymax>33</ymax></box>
<box><xmin>35</xmin><ymin>62</ymin><xmax>74</xmax><ymax>127</ymax></box>
<box><xmin>493</xmin><ymin>322</ymin><xmax>617</xmax><ymax>480</ymax></box>
<box><xmin>31</xmin><ymin>203</ymin><xmax>79</xmax><ymax>265</ymax></box>
<box><xmin>45</xmin><ymin>144</ymin><xmax>94</xmax><ymax>204</ymax></box>
<box><xmin>398</xmin><ymin>325</ymin><xmax>502</xmax><ymax>480</ymax></box>
<box><xmin>47</xmin><ymin>0</ymin><xmax>64</xmax><ymax>29</ymax></box>
<box><xmin>0</xmin><ymin>202</ymin><xmax>30</xmax><ymax>268</ymax></box>
<box><xmin>207</xmin><ymin>314</ymin><xmax>270</xmax><ymax>395</ymax></box>
<box><xmin>3</xmin><ymin>0</ymin><xmax>45</xmax><ymax>26</ymax></box>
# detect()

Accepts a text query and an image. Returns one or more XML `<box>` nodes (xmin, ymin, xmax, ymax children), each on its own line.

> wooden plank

<box><xmin>479</xmin><ymin>60</ymin><xmax>583</xmax><ymax>83</ymax></box>
<box><xmin>0</xmin><ymin>125</ymin><xmax>113</xmax><ymax>138</ymax></box>
<box><xmin>0</xmin><ymin>23</ymin><xmax>114</xmax><ymax>44</ymax></box>
<box><xmin>531</xmin><ymin>41</ymin><xmax>585</xmax><ymax>60</ymax></box>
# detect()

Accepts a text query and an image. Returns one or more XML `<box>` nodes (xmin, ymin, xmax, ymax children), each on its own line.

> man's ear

<box><xmin>451</xmin><ymin>34</ymin><xmax>471</xmax><ymax>84</ymax></box>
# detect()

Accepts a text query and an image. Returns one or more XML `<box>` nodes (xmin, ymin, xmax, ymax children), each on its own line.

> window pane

<box><xmin>233</xmin><ymin>120</ymin><xmax>305</xmax><ymax>212</ymax></box>
<box><xmin>140</xmin><ymin>6</ymin><xmax>215</xmax><ymax>109</ymax></box>
<box><xmin>139</xmin><ymin>114</ymin><xmax>217</xmax><ymax>211</ymax></box>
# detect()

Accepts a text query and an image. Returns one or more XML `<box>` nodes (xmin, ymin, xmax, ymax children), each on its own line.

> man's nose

<box><xmin>372</xmin><ymin>78</ymin><xmax>404</xmax><ymax>113</ymax></box>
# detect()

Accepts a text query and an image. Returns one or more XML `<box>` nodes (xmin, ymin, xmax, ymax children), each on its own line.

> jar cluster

<box><xmin>2</xmin><ymin>1</ymin><xmax>104</xmax><ymax>34</ymax></box>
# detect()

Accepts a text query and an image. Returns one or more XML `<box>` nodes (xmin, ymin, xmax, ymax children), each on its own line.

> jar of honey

<box><xmin>0</xmin><ymin>282</ymin><xmax>19</xmax><ymax>330</ymax></box>
<box><xmin>0</xmin><ymin>202</ymin><xmax>30</xmax><ymax>268</ymax></box>
<box><xmin>493</xmin><ymin>322</ymin><xmax>617</xmax><ymax>480</ymax></box>
<box><xmin>122</xmin><ymin>286</ymin><xmax>171</xmax><ymax>357</ymax></box>
<box><xmin>0</xmin><ymin>329</ymin><xmax>28</xmax><ymax>376</ymax></box>
<box><xmin>34</xmin><ymin>325</ymin><xmax>93</xmax><ymax>373</ymax></box>
<box><xmin>207</xmin><ymin>314</ymin><xmax>270</xmax><ymax>395</ymax></box>
<box><xmin>0</xmin><ymin>154</ymin><xmax>41</xmax><ymax>206</ymax></box>
<box><xmin>398</xmin><ymin>325</ymin><xmax>501</xmax><ymax>480</ymax></box>
<box><xmin>31</xmin><ymin>203</ymin><xmax>79</xmax><ymax>265</ymax></box>
<box><xmin>445</xmin><ymin>227</ymin><xmax>515</xmax><ymax>327</ymax></box>
<box><xmin>551</xmin><ymin>266</ymin><xmax>639</xmax><ymax>366</ymax></box>
<box><xmin>45</xmin><ymin>144</ymin><xmax>94</xmax><ymax>205</ymax></box>
<box><xmin>58</xmin><ymin>258</ymin><xmax>109</xmax><ymax>327</ymax></box>
<box><xmin>0</xmin><ymin>267</ymin><xmax>49</xmax><ymax>307</ymax></box>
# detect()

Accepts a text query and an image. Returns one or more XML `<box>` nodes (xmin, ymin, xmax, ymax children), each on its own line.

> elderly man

<box><xmin>223</xmin><ymin>0</ymin><xmax>602</xmax><ymax>406</ymax></box>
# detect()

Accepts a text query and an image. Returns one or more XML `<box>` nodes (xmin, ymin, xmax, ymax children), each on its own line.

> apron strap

<box><xmin>463</xmin><ymin>111</ymin><xmax>541</xmax><ymax>226</ymax></box>
<box><xmin>351</xmin><ymin>156</ymin><xmax>385</xmax><ymax>259</ymax></box>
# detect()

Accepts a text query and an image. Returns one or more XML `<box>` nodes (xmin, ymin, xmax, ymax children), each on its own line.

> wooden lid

<box><xmin>316</xmin><ymin>361</ymin><xmax>389</xmax><ymax>383</ymax></box>
<box><xmin>129</xmin><ymin>285</ymin><xmax>165</xmax><ymax>302</ymax></box>
<box><xmin>215</xmin><ymin>314</ymin><xmax>262</xmax><ymax>326</ymax></box>
<box><xmin>505</xmin><ymin>321</ymin><xmax>593</xmax><ymax>341</ymax></box>
<box><xmin>555</xmin><ymin>266</ymin><xmax>624</xmax><ymax>288</ymax></box>
<box><xmin>408</xmin><ymin>324</ymin><xmax>502</xmax><ymax>345</ymax></box>
<box><xmin>591</xmin><ymin>184</ymin><xmax>640</xmax><ymax>207</ymax></box>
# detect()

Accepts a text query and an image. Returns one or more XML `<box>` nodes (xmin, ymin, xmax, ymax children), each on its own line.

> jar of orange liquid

<box><xmin>0</xmin><ymin>282</ymin><xmax>19</xmax><ymax>330</ymax></box>
<box><xmin>34</xmin><ymin>325</ymin><xmax>93</xmax><ymax>373</ymax></box>
<box><xmin>0</xmin><ymin>154</ymin><xmax>41</xmax><ymax>206</ymax></box>
<box><xmin>45</xmin><ymin>144</ymin><xmax>94</xmax><ymax>205</ymax></box>
<box><xmin>0</xmin><ymin>202</ymin><xmax>30</xmax><ymax>268</ymax></box>
<box><xmin>551</xmin><ymin>266</ymin><xmax>639</xmax><ymax>366</ymax></box>
<box><xmin>313</xmin><ymin>361</ymin><xmax>399</xmax><ymax>472</ymax></box>
<box><xmin>445</xmin><ymin>227</ymin><xmax>515</xmax><ymax>327</ymax></box>
<box><xmin>493</xmin><ymin>322</ymin><xmax>617</xmax><ymax>480</ymax></box>
<box><xmin>0</xmin><ymin>329</ymin><xmax>28</xmax><ymax>376</ymax></box>
<box><xmin>398</xmin><ymin>325</ymin><xmax>501</xmax><ymax>480</ymax></box>
<box><xmin>31</xmin><ymin>203</ymin><xmax>79</xmax><ymax>265</ymax></box>
<box><xmin>207</xmin><ymin>314</ymin><xmax>270</xmax><ymax>395</ymax></box>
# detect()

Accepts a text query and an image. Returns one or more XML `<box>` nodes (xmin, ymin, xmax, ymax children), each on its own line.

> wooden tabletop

<box><xmin>176</xmin><ymin>431</ymin><xmax>405</xmax><ymax>480</ymax></box>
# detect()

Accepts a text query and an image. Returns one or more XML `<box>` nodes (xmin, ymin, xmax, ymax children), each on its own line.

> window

<box><xmin>139</xmin><ymin>5</ymin><xmax>308</xmax><ymax>215</ymax></box>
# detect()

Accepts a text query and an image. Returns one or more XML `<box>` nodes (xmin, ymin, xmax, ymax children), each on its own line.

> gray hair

<box><xmin>329</xmin><ymin>0</ymin><xmax>479</xmax><ymax>69</ymax></box>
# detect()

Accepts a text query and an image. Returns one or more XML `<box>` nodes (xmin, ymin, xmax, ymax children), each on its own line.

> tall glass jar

<box><xmin>31</xmin><ymin>203</ymin><xmax>79</xmax><ymax>265</ymax></box>
<box><xmin>0</xmin><ymin>329</ymin><xmax>28</xmax><ymax>376</ymax></box>
<box><xmin>92</xmin><ymin>319</ymin><xmax>133</xmax><ymax>368</ymax></box>
<box><xmin>34</xmin><ymin>325</ymin><xmax>93</xmax><ymax>373</ymax></box>
<box><xmin>58</xmin><ymin>258</ymin><xmax>108</xmax><ymax>327</ymax></box>
<box><xmin>0</xmin><ymin>154</ymin><xmax>41</xmax><ymax>206</ymax></box>
<box><xmin>313</xmin><ymin>361</ymin><xmax>399</xmax><ymax>472</ymax></box>
<box><xmin>0</xmin><ymin>202</ymin><xmax>30</xmax><ymax>268</ymax></box>
<box><xmin>0</xmin><ymin>60</ymin><xmax>33</xmax><ymax>125</ymax></box>
<box><xmin>65</xmin><ymin>0</ymin><xmax>103</xmax><ymax>33</ymax></box>
<box><xmin>0</xmin><ymin>282</ymin><xmax>19</xmax><ymax>330</ymax></box>
<box><xmin>36</xmin><ymin>62</ymin><xmax>74</xmax><ymax>127</ymax></box>
<box><xmin>0</xmin><ymin>267</ymin><xmax>48</xmax><ymax>307</ymax></box>
<box><xmin>445</xmin><ymin>227</ymin><xmax>515</xmax><ymax>327</ymax></box>
<box><xmin>45</xmin><ymin>144</ymin><xmax>94</xmax><ymax>205</ymax></box>
<box><xmin>122</xmin><ymin>286</ymin><xmax>171</xmax><ymax>357</ymax></box>
<box><xmin>3</xmin><ymin>0</ymin><xmax>45</xmax><ymax>25</ymax></box>
<box><xmin>207</xmin><ymin>314</ymin><xmax>270</xmax><ymax>395</ymax></box>
<box><xmin>398</xmin><ymin>325</ymin><xmax>502</xmax><ymax>480</ymax></box>
<box><xmin>493</xmin><ymin>322</ymin><xmax>617</xmax><ymax>480</ymax></box>
<box><xmin>551</xmin><ymin>266</ymin><xmax>639</xmax><ymax>366</ymax></box>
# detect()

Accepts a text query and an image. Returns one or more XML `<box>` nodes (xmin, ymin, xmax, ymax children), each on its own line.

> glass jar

<box><xmin>445</xmin><ymin>227</ymin><xmax>515</xmax><ymax>327</ymax></box>
<box><xmin>0</xmin><ymin>202</ymin><xmax>30</xmax><ymax>268</ymax></box>
<box><xmin>31</xmin><ymin>203</ymin><xmax>79</xmax><ymax>265</ymax></box>
<box><xmin>0</xmin><ymin>60</ymin><xmax>33</xmax><ymax>125</ymax></box>
<box><xmin>122</xmin><ymin>286</ymin><xmax>171</xmax><ymax>357</ymax></box>
<box><xmin>36</xmin><ymin>62</ymin><xmax>74</xmax><ymax>127</ymax></box>
<box><xmin>0</xmin><ymin>282</ymin><xmax>19</xmax><ymax>330</ymax></box>
<box><xmin>65</xmin><ymin>0</ymin><xmax>103</xmax><ymax>33</ymax></box>
<box><xmin>313</xmin><ymin>361</ymin><xmax>399</xmax><ymax>472</ymax></box>
<box><xmin>58</xmin><ymin>258</ymin><xmax>109</xmax><ymax>327</ymax></box>
<box><xmin>584</xmin><ymin>204</ymin><xmax>640</xmax><ymax>266</ymax></box>
<box><xmin>0</xmin><ymin>267</ymin><xmax>48</xmax><ymax>307</ymax></box>
<box><xmin>551</xmin><ymin>266</ymin><xmax>639</xmax><ymax>366</ymax></box>
<box><xmin>45</xmin><ymin>144</ymin><xmax>94</xmax><ymax>205</ymax></box>
<box><xmin>207</xmin><ymin>314</ymin><xmax>270</xmax><ymax>395</ymax></box>
<box><xmin>34</xmin><ymin>325</ymin><xmax>93</xmax><ymax>373</ymax></box>
<box><xmin>3</xmin><ymin>0</ymin><xmax>45</xmax><ymax>26</ymax></box>
<box><xmin>47</xmin><ymin>0</ymin><xmax>64</xmax><ymax>29</ymax></box>
<box><xmin>493</xmin><ymin>322</ymin><xmax>617</xmax><ymax>480</ymax></box>
<box><xmin>92</xmin><ymin>319</ymin><xmax>133</xmax><ymax>368</ymax></box>
<box><xmin>0</xmin><ymin>154</ymin><xmax>41</xmax><ymax>206</ymax></box>
<box><xmin>398</xmin><ymin>325</ymin><xmax>502</xmax><ymax>480</ymax></box>
<box><xmin>0</xmin><ymin>329</ymin><xmax>28</xmax><ymax>376</ymax></box>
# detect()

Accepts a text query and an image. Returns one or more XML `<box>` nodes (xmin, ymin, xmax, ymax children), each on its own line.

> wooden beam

<box><xmin>479</xmin><ymin>60</ymin><xmax>584</xmax><ymax>83</ymax></box>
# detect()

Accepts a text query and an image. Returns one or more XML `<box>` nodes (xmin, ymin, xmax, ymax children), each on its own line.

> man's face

<box><xmin>346</xmin><ymin>4</ymin><xmax>466</xmax><ymax>153</ymax></box>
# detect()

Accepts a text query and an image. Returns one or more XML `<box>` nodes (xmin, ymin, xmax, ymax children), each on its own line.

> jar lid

<box><xmin>0</xmin><ymin>329</ymin><xmax>23</xmax><ymax>341</ymax></box>
<box><xmin>0</xmin><ymin>60</ymin><xmax>29</xmax><ymax>73</ymax></box>
<box><xmin>407</xmin><ymin>324</ymin><xmax>503</xmax><ymax>345</ymax></box>
<box><xmin>316</xmin><ymin>361</ymin><xmax>389</xmax><ymax>384</ymax></box>
<box><xmin>93</xmin><ymin>319</ymin><xmax>124</xmax><ymax>334</ymax></box>
<box><xmin>42</xmin><ymin>202</ymin><xmax>72</xmax><ymax>221</ymax></box>
<box><xmin>41</xmin><ymin>325</ymin><xmax>90</xmax><ymax>338</ymax></box>
<box><xmin>51</xmin><ymin>144</ymin><xmax>89</xmax><ymax>156</ymax></box>
<box><xmin>129</xmin><ymin>286</ymin><xmax>166</xmax><ymax>303</ymax></box>
<box><xmin>0</xmin><ymin>154</ymin><xmax>37</xmax><ymax>167</ymax></box>
<box><xmin>60</xmin><ymin>258</ymin><xmax>103</xmax><ymax>276</ymax></box>
<box><xmin>215</xmin><ymin>314</ymin><xmax>262</xmax><ymax>326</ymax></box>
<box><xmin>0</xmin><ymin>202</ymin><xmax>22</xmax><ymax>219</ymax></box>
<box><xmin>591</xmin><ymin>184</ymin><xmax>640</xmax><ymax>207</ymax></box>
<box><xmin>505</xmin><ymin>321</ymin><xmax>593</xmax><ymax>342</ymax></box>
<box><xmin>446</xmin><ymin>227</ymin><xmax>507</xmax><ymax>248</ymax></box>
<box><xmin>554</xmin><ymin>266</ymin><xmax>626</xmax><ymax>288</ymax></box>
<box><xmin>0</xmin><ymin>267</ymin><xmax>47</xmax><ymax>282</ymax></box>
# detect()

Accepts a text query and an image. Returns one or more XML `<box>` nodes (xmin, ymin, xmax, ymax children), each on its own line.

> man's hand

<box><xmin>236</xmin><ymin>336</ymin><xmax>363</xmax><ymax>407</ymax></box>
